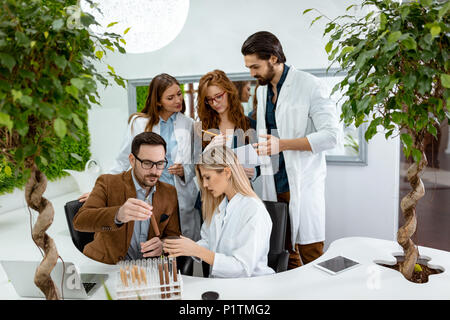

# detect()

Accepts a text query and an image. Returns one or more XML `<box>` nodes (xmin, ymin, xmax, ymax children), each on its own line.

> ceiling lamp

<box><xmin>81</xmin><ymin>0</ymin><xmax>190</xmax><ymax>54</ymax></box>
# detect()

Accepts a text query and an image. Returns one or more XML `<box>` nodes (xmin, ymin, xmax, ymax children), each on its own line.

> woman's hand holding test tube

<box><xmin>163</xmin><ymin>236</ymin><xmax>215</xmax><ymax>266</ymax></box>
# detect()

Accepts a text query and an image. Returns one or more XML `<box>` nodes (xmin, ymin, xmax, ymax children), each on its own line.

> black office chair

<box><xmin>64</xmin><ymin>199</ymin><xmax>94</xmax><ymax>253</ymax></box>
<box><xmin>182</xmin><ymin>200</ymin><xmax>289</xmax><ymax>277</ymax></box>
<box><xmin>263</xmin><ymin>200</ymin><xmax>289</xmax><ymax>273</ymax></box>
<box><xmin>64</xmin><ymin>200</ymin><xmax>193</xmax><ymax>275</ymax></box>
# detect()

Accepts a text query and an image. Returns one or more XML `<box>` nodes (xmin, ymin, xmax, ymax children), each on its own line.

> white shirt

<box><xmin>196</xmin><ymin>193</ymin><xmax>275</xmax><ymax>278</ymax></box>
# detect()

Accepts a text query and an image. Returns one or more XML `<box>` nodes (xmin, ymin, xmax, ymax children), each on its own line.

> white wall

<box><xmin>326</xmin><ymin>134</ymin><xmax>400</xmax><ymax>247</ymax></box>
<box><xmin>0</xmin><ymin>176</ymin><xmax>77</xmax><ymax>214</ymax></box>
<box><xmin>92</xmin><ymin>0</ymin><xmax>368</xmax><ymax>171</ymax></box>
<box><xmin>2</xmin><ymin>1</ymin><xmax>400</xmax><ymax>247</ymax></box>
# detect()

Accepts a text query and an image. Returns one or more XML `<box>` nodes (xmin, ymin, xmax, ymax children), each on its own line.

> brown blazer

<box><xmin>73</xmin><ymin>170</ymin><xmax>181</xmax><ymax>264</ymax></box>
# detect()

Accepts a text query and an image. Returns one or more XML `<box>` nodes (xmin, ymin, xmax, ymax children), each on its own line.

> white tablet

<box><xmin>314</xmin><ymin>256</ymin><xmax>360</xmax><ymax>275</ymax></box>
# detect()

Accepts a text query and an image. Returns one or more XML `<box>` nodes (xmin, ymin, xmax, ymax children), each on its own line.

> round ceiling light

<box><xmin>81</xmin><ymin>0</ymin><xmax>190</xmax><ymax>54</ymax></box>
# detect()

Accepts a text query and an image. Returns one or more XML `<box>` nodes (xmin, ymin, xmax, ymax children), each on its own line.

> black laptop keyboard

<box><xmin>83</xmin><ymin>282</ymin><xmax>97</xmax><ymax>294</ymax></box>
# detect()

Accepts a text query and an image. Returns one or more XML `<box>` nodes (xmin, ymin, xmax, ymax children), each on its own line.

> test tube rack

<box><xmin>115</xmin><ymin>256</ymin><xmax>182</xmax><ymax>300</ymax></box>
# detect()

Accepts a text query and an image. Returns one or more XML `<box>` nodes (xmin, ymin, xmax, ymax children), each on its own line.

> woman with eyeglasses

<box><xmin>79</xmin><ymin>73</ymin><xmax>201</xmax><ymax>241</ymax></box>
<box><xmin>196</xmin><ymin>70</ymin><xmax>257</xmax><ymax>179</ymax></box>
<box><xmin>163</xmin><ymin>146</ymin><xmax>274</xmax><ymax>278</ymax></box>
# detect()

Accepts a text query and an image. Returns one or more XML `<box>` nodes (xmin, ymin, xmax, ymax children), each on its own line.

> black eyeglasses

<box><xmin>133</xmin><ymin>153</ymin><xmax>168</xmax><ymax>170</ymax></box>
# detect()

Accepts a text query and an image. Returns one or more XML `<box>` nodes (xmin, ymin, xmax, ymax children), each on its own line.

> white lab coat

<box><xmin>196</xmin><ymin>193</ymin><xmax>275</xmax><ymax>278</ymax></box>
<box><xmin>109</xmin><ymin>113</ymin><xmax>201</xmax><ymax>241</ymax></box>
<box><xmin>255</xmin><ymin>66</ymin><xmax>339</xmax><ymax>246</ymax></box>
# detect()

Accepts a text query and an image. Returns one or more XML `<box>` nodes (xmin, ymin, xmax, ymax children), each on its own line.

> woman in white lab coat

<box><xmin>81</xmin><ymin>73</ymin><xmax>201</xmax><ymax>241</ymax></box>
<box><xmin>163</xmin><ymin>146</ymin><xmax>274</xmax><ymax>278</ymax></box>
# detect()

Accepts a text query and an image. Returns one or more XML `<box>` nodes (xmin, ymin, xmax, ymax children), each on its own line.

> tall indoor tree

<box><xmin>305</xmin><ymin>0</ymin><xmax>449</xmax><ymax>281</ymax></box>
<box><xmin>0</xmin><ymin>0</ymin><xmax>126</xmax><ymax>299</ymax></box>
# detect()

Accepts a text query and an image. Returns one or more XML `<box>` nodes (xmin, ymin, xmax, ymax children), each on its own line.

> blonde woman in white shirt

<box><xmin>163</xmin><ymin>146</ymin><xmax>274</xmax><ymax>278</ymax></box>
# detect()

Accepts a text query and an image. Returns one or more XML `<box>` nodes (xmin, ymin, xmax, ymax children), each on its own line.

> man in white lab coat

<box><xmin>242</xmin><ymin>31</ymin><xmax>339</xmax><ymax>269</ymax></box>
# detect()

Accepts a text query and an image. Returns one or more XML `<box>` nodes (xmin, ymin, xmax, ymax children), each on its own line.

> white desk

<box><xmin>1</xmin><ymin>191</ymin><xmax>449</xmax><ymax>300</ymax></box>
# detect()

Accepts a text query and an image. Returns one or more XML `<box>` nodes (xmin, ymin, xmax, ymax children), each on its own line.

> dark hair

<box><xmin>131</xmin><ymin>132</ymin><xmax>167</xmax><ymax>155</ymax></box>
<box><xmin>128</xmin><ymin>73</ymin><xmax>186</xmax><ymax>132</ymax></box>
<box><xmin>233</xmin><ymin>81</ymin><xmax>250</xmax><ymax>102</ymax></box>
<box><xmin>250</xmin><ymin>83</ymin><xmax>259</xmax><ymax>120</ymax></box>
<box><xmin>241</xmin><ymin>31</ymin><xmax>286</xmax><ymax>63</ymax></box>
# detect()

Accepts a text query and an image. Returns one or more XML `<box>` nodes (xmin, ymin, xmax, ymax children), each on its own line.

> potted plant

<box><xmin>304</xmin><ymin>0</ymin><xmax>449</xmax><ymax>282</ymax></box>
<box><xmin>0</xmin><ymin>0</ymin><xmax>126</xmax><ymax>299</ymax></box>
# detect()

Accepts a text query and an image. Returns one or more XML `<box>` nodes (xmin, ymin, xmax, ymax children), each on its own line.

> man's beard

<box><xmin>256</xmin><ymin>63</ymin><xmax>276</xmax><ymax>86</ymax></box>
<box><xmin>138</xmin><ymin>173</ymin><xmax>160</xmax><ymax>188</ymax></box>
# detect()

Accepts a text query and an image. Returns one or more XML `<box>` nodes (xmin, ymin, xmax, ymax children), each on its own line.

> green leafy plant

<box><xmin>0</xmin><ymin>106</ymin><xmax>91</xmax><ymax>195</ymax></box>
<box><xmin>0</xmin><ymin>0</ymin><xmax>126</xmax><ymax>299</ymax></box>
<box><xmin>136</xmin><ymin>85</ymin><xmax>148</xmax><ymax>112</ymax></box>
<box><xmin>344</xmin><ymin>133</ymin><xmax>360</xmax><ymax>153</ymax></box>
<box><xmin>304</xmin><ymin>0</ymin><xmax>449</xmax><ymax>281</ymax></box>
<box><xmin>102</xmin><ymin>281</ymin><xmax>114</xmax><ymax>300</ymax></box>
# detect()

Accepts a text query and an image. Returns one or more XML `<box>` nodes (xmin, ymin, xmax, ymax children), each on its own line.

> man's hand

<box><xmin>116</xmin><ymin>198</ymin><xmax>152</xmax><ymax>224</ymax></box>
<box><xmin>141</xmin><ymin>237</ymin><xmax>162</xmax><ymax>258</ymax></box>
<box><xmin>168</xmin><ymin>163</ymin><xmax>184</xmax><ymax>177</ymax></box>
<box><xmin>78</xmin><ymin>192</ymin><xmax>91</xmax><ymax>203</ymax></box>
<box><xmin>253</xmin><ymin>134</ymin><xmax>281</xmax><ymax>156</ymax></box>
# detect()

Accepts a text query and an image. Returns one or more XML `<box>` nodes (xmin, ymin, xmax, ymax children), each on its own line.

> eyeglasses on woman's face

<box><xmin>133</xmin><ymin>153</ymin><xmax>168</xmax><ymax>170</ymax></box>
<box><xmin>205</xmin><ymin>91</ymin><xmax>226</xmax><ymax>106</ymax></box>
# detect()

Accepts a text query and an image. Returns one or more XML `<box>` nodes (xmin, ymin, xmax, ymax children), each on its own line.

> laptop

<box><xmin>1</xmin><ymin>260</ymin><xmax>108</xmax><ymax>299</ymax></box>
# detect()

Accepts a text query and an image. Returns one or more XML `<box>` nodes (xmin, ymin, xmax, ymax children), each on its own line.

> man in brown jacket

<box><xmin>74</xmin><ymin>132</ymin><xmax>181</xmax><ymax>264</ymax></box>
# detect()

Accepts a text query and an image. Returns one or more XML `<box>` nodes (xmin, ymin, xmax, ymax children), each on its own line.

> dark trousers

<box><xmin>277</xmin><ymin>191</ymin><xmax>324</xmax><ymax>269</ymax></box>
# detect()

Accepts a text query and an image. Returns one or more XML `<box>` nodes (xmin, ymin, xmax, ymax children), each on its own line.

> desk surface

<box><xmin>1</xmin><ymin>191</ymin><xmax>449</xmax><ymax>300</ymax></box>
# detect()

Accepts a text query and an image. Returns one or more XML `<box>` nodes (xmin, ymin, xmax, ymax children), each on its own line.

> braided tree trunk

<box><xmin>397</xmin><ymin>147</ymin><xmax>427</xmax><ymax>281</ymax></box>
<box><xmin>25</xmin><ymin>165</ymin><xmax>60</xmax><ymax>300</ymax></box>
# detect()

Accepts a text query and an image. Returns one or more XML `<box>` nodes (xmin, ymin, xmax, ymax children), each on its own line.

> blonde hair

<box><xmin>195</xmin><ymin>145</ymin><xmax>258</xmax><ymax>225</ymax></box>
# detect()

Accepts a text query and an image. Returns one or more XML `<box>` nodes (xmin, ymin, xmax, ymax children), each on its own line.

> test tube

<box><xmin>123</xmin><ymin>261</ymin><xmax>131</xmax><ymax>288</ymax></box>
<box><xmin>158</xmin><ymin>257</ymin><xmax>165</xmax><ymax>299</ymax></box>
<box><xmin>140</xmin><ymin>266</ymin><xmax>147</xmax><ymax>286</ymax></box>
<box><xmin>145</xmin><ymin>195</ymin><xmax>160</xmax><ymax>237</ymax></box>
<box><xmin>163</xmin><ymin>257</ymin><xmax>171</xmax><ymax>298</ymax></box>
<box><xmin>151</xmin><ymin>258</ymin><xmax>157</xmax><ymax>299</ymax></box>
<box><xmin>171</xmin><ymin>257</ymin><xmax>179</xmax><ymax>296</ymax></box>
<box><xmin>150</xmin><ymin>215</ymin><xmax>160</xmax><ymax>237</ymax></box>
<box><xmin>124</xmin><ymin>260</ymin><xmax>130</xmax><ymax>282</ymax></box>
<box><xmin>120</xmin><ymin>266</ymin><xmax>128</xmax><ymax>288</ymax></box>
<box><xmin>133</xmin><ymin>265</ymin><xmax>141</xmax><ymax>286</ymax></box>
<box><xmin>130</xmin><ymin>263</ymin><xmax>137</xmax><ymax>285</ymax></box>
